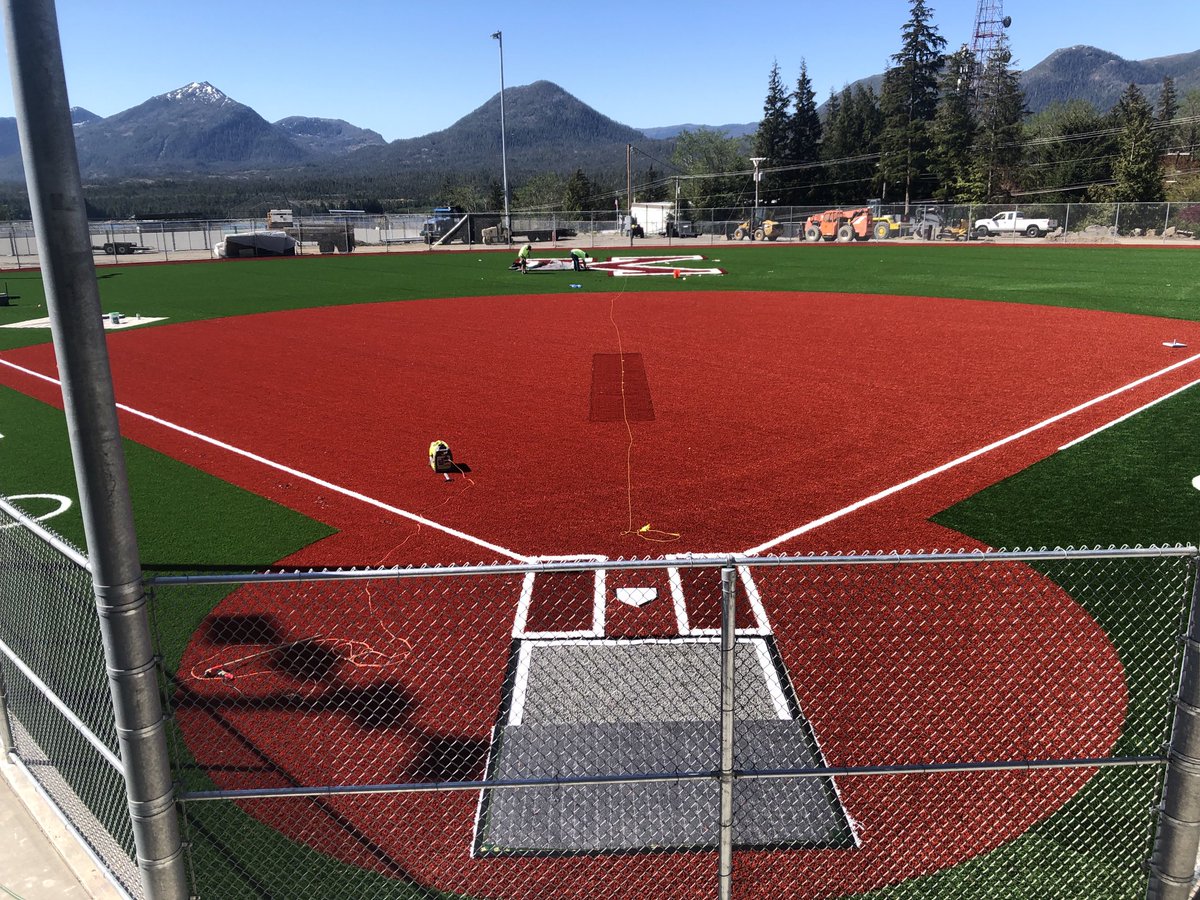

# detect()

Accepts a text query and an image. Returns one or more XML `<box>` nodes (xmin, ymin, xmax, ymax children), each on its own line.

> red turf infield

<box><xmin>4</xmin><ymin>289</ymin><xmax>1200</xmax><ymax>896</ymax></box>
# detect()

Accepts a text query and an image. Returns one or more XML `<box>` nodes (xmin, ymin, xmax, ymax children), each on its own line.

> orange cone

<box><xmin>673</xmin><ymin>269</ymin><xmax>681</xmax><ymax>278</ymax></box>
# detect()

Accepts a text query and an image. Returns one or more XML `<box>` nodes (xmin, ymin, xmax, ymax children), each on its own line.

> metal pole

<box><xmin>750</xmin><ymin>158</ymin><xmax>764</xmax><ymax>241</ymax></box>
<box><xmin>1147</xmin><ymin>556</ymin><xmax>1200</xmax><ymax>900</ymax></box>
<box><xmin>718</xmin><ymin>565</ymin><xmax>737</xmax><ymax>900</ymax></box>
<box><xmin>0</xmin><ymin>659</ymin><xmax>14</xmax><ymax>757</ymax></box>
<box><xmin>627</xmin><ymin>143</ymin><xmax>633</xmax><ymax>247</ymax></box>
<box><xmin>491</xmin><ymin>31</ymin><xmax>510</xmax><ymax>241</ymax></box>
<box><xmin>0</xmin><ymin>3</ymin><xmax>188</xmax><ymax>898</ymax></box>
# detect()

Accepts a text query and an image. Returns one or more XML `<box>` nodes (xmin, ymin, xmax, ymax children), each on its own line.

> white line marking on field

<box><xmin>509</xmin><ymin>642</ymin><xmax>534</xmax><ymax>727</ymax></box>
<box><xmin>754</xmin><ymin>640</ymin><xmax>793</xmax><ymax>720</ymax></box>
<box><xmin>0</xmin><ymin>357</ymin><xmax>530</xmax><ymax>562</ymax></box>
<box><xmin>1058</xmin><ymin>377</ymin><xmax>1200</xmax><ymax>450</ymax></box>
<box><xmin>0</xmin><ymin>493</ymin><xmax>72</xmax><ymax>528</ymax></box>
<box><xmin>746</xmin><ymin>350</ymin><xmax>1200</xmax><ymax>555</ymax></box>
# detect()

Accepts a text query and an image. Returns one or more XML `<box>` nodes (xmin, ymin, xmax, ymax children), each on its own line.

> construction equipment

<box><xmin>804</xmin><ymin>207</ymin><xmax>873</xmax><ymax>242</ymax></box>
<box><xmin>731</xmin><ymin>217</ymin><xmax>784</xmax><ymax>241</ymax></box>
<box><xmin>934</xmin><ymin>218</ymin><xmax>970</xmax><ymax>241</ymax></box>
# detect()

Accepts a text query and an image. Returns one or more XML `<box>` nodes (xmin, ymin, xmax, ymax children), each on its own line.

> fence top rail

<box><xmin>146</xmin><ymin>544</ymin><xmax>1197</xmax><ymax>586</ymax></box>
<box><xmin>0</xmin><ymin>497</ymin><xmax>89</xmax><ymax>571</ymax></box>
<box><xmin>178</xmin><ymin>754</ymin><xmax>1166</xmax><ymax>803</ymax></box>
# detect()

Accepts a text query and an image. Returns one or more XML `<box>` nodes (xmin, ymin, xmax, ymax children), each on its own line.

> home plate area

<box><xmin>474</xmin><ymin>557</ymin><xmax>856</xmax><ymax>855</ymax></box>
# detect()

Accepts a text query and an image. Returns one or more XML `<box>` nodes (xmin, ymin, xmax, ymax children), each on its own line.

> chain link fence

<box><xmin>3</xmin><ymin>493</ymin><xmax>1198</xmax><ymax>898</ymax></box>
<box><xmin>0</xmin><ymin>498</ymin><xmax>140</xmax><ymax>898</ymax></box>
<box><xmin>139</xmin><ymin>549</ymin><xmax>1191</xmax><ymax>899</ymax></box>
<box><xmin>0</xmin><ymin>200</ymin><xmax>1195</xmax><ymax>269</ymax></box>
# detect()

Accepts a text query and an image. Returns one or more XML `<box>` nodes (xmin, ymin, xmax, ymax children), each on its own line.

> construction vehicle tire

<box><xmin>836</xmin><ymin>224</ymin><xmax>855</xmax><ymax>242</ymax></box>
<box><xmin>753</xmin><ymin>227</ymin><xmax>765</xmax><ymax>241</ymax></box>
<box><xmin>873</xmin><ymin>221</ymin><xmax>890</xmax><ymax>240</ymax></box>
<box><xmin>733</xmin><ymin>226</ymin><xmax>747</xmax><ymax>241</ymax></box>
<box><xmin>804</xmin><ymin>225</ymin><xmax>821</xmax><ymax>242</ymax></box>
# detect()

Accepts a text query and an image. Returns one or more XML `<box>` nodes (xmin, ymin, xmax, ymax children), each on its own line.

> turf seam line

<box><xmin>0</xmin><ymin>356</ymin><xmax>531</xmax><ymax>563</ymax></box>
<box><xmin>1057</xmin><ymin>375</ymin><xmax>1200</xmax><ymax>450</ymax></box>
<box><xmin>745</xmin><ymin>349</ymin><xmax>1200</xmax><ymax>555</ymax></box>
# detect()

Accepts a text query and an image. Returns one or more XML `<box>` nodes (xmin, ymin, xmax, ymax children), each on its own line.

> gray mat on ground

<box><xmin>478</xmin><ymin>719</ymin><xmax>848</xmax><ymax>852</ymax></box>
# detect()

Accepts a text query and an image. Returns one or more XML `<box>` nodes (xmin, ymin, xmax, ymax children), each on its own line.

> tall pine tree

<box><xmin>821</xmin><ymin>85</ymin><xmax>884</xmax><ymax>203</ymax></box>
<box><xmin>753</xmin><ymin>62</ymin><xmax>791</xmax><ymax>204</ymax></box>
<box><xmin>929</xmin><ymin>46</ymin><xmax>978</xmax><ymax>201</ymax></box>
<box><xmin>970</xmin><ymin>32</ymin><xmax>1026</xmax><ymax>201</ymax></box>
<box><xmin>1110</xmin><ymin>83</ymin><xmax>1164</xmax><ymax>202</ymax></box>
<box><xmin>878</xmin><ymin>0</ymin><xmax>946</xmax><ymax>207</ymax></box>
<box><xmin>785</xmin><ymin>60</ymin><xmax>822</xmax><ymax>203</ymax></box>
<box><xmin>1157</xmin><ymin>75</ymin><xmax>1179</xmax><ymax>154</ymax></box>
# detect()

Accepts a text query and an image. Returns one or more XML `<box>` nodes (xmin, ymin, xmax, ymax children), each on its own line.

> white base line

<box><xmin>1058</xmin><ymin>377</ymin><xmax>1200</xmax><ymax>451</ymax></box>
<box><xmin>745</xmin><ymin>350</ymin><xmax>1200</xmax><ymax>555</ymax></box>
<box><xmin>0</xmin><ymin>357</ymin><xmax>530</xmax><ymax>563</ymax></box>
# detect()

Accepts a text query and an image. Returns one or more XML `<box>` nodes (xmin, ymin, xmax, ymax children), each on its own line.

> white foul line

<box><xmin>0</xmin><ymin>357</ymin><xmax>530</xmax><ymax>562</ymax></box>
<box><xmin>1058</xmin><ymin>377</ymin><xmax>1200</xmax><ymax>451</ymax></box>
<box><xmin>745</xmin><ymin>350</ymin><xmax>1200</xmax><ymax>555</ymax></box>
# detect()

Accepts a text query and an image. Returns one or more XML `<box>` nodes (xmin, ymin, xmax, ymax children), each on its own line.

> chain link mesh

<box><xmin>0</xmin><ymin>499</ymin><xmax>141</xmax><ymax>898</ymax></box>
<box><xmin>145</xmin><ymin>550</ymin><xmax>1193</xmax><ymax>899</ymax></box>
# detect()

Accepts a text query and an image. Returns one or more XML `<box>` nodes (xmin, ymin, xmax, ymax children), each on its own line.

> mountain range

<box><xmin>0</xmin><ymin>44</ymin><xmax>1194</xmax><ymax>184</ymax></box>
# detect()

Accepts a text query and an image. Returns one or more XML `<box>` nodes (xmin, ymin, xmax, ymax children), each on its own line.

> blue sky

<box><xmin>0</xmin><ymin>0</ymin><xmax>1196</xmax><ymax>141</ymax></box>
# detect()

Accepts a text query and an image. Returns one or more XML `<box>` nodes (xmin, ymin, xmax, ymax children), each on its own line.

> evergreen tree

<box><xmin>1157</xmin><ymin>75</ymin><xmax>1179</xmax><ymax>153</ymax></box>
<box><xmin>753</xmin><ymin>62</ymin><xmax>791</xmax><ymax>202</ymax></box>
<box><xmin>821</xmin><ymin>85</ymin><xmax>884</xmax><ymax>203</ymax></box>
<box><xmin>1024</xmin><ymin>100</ymin><xmax>1116</xmax><ymax>202</ymax></box>
<box><xmin>784</xmin><ymin>60</ymin><xmax>822</xmax><ymax>203</ymax></box>
<box><xmin>1180</xmin><ymin>89</ymin><xmax>1200</xmax><ymax>159</ymax></box>
<box><xmin>929</xmin><ymin>46</ymin><xmax>978</xmax><ymax>201</ymax></box>
<box><xmin>562</xmin><ymin>169</ymin><xmax>595</xmax><ymax>211</ymax></box>
<box><xmin>878</xmin><ymin>0</ymin><xmax>946</xmax><ymax>206</ymax></box>
<box><xmin>970</xmin><ymin>33</ymin><xmax>1026</xmax><ymax>201</ymax></box>
<box><xmin>1110</xmin><ymin>83</ymin><xmax>1164</xmax><ymax>202</ymax></box>
<box><xmin>639</xmin><ymin>166</ymin><xmax>670</xmax><ymax>203</ymax></box>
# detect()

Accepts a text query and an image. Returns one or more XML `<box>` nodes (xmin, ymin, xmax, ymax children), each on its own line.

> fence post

<box><xmin>1115</xmin><ymin>202</ymin><xmax>1121</xmax><ymax>237</ymax></box>
<box><xmin>1147</xmin><ymin>556</ymin><xmax>1200</xmax><ymax>900</ymax></box>
<box><xmin>1</xmin><ymin>2</ymin><xmax>188</xmax><ymax>897</ymax></box>
<box><xmin>1165</xmin><ymin>203</ymin><xmax>1172</xmax><ymax>237</ymax></box>
<box><xmin>0</xmin><ymin>660</ymin><xmax>14</xmax><ymax>757</ymax></box>
<box><xmin>1064</xmin><ymin>203</ymin><xmax>1071</xmax><ymax>237</ymax></box>
<box><xmin>718</xmin><ymin>565</ymin><xmax>737</xmax><ymax>900</ymax></box>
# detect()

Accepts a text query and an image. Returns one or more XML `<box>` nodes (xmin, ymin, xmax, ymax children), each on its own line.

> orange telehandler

<box><xmin>803</xmin><ymin>207</ymin><xmax>874</xmax><ymax>242</ymax></box>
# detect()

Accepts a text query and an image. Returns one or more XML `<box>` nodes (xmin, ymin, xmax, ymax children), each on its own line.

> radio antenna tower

<box><xmin>970</xmin><ymin>0</ymin><xmax>1011</xmax><ymax>101</ymax></box>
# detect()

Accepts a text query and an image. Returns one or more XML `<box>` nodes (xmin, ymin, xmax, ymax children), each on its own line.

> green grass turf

<box><xmin>846</xmin><ymin>369</ymin><xmax>1200</xmax><ymax>898</ymax></box>
<box><xmin>0</xmin><ymin>384</ymin><xmax>335</xmax><ymax>671</ymax></box>
<box><xmin>1</xmin><ymin>244</ymin><xmax>1198</xmax><ymax>352</ymax></box>
<box><xmin>4</xmin><ymin>246</ymin><xmax>1199</xmax><ymax>898</ymax></box>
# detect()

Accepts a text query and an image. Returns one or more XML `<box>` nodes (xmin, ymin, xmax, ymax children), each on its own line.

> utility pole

<box><xmin>750</xmin><ymin>157</ymin><xmax>765</xmax><ymax>240</ymax></box>
<box><xmin>626</xmin><ymin>143</ymin><xmax>633</xmax><ymax>245</ymax></box>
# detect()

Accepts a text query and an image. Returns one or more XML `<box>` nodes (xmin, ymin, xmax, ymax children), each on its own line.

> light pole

<box><xmin>491</xmin><ymin>31</ymin><xmax>511</xmax><ymax>240</ymax></box>
<box><xmin>750</xmin><ymin>157</ymin><xmax>765</xmax><ymax>240</ymax></box>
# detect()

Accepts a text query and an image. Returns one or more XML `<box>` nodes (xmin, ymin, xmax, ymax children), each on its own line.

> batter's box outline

<box><xmin>512</xmin><ymin>555</ymin><xmax>772</xmax><ymax>641</ymax></box>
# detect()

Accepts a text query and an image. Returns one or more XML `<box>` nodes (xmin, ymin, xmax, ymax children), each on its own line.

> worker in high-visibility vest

<box><xmin>570</xmin><ymin>248</ymin><xmax>588</xmax><ymax>271</ymax></box>
<box><xmin>517</xmin><ymin>243</ymin><xmax>531</xmax><ymax>273</ymax></box>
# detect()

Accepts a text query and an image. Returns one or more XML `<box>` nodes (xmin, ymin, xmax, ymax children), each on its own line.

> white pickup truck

<box><xmin>972</xmin><ymin>211</ymin><xmax>1058</xmax><ymax>238</ymax></box>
